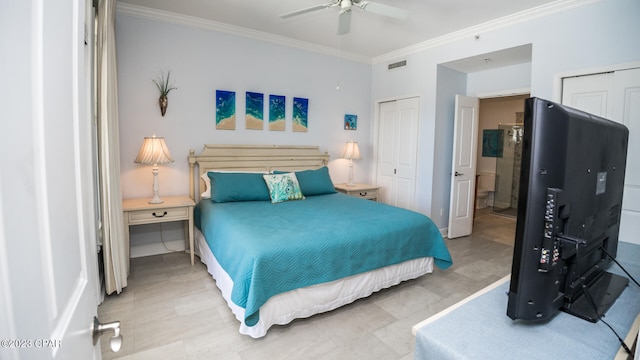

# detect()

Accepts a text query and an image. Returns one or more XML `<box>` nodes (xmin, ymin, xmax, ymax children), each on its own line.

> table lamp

<box><xmin>134</xmin><ymin>134</ymin><xmax>174</xmax><ymax>204</ymax></box>
<box><xmin>341</xmin><ymin>140</ymin><xmax>361</xmax><ymax>187</ymax></box>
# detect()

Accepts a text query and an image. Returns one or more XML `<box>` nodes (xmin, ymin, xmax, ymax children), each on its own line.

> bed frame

<box><xmin>186</xmin><ymin>144</ymin><xmax>439</xmax><ymax>338</ymax></box>
<box><xmin>188</xmin><ymin>144</ymin><xmax>330</xmax><ymax>201</ymax></box>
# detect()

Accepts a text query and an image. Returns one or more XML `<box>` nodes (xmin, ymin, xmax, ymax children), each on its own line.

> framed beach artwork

<box><xmin>245</xmin><ymin>91</ymin><xmax>264</xmax><ymax>130</ymax></box>
<box><xmin>344</xmin><ymin>114</ymin><xmax>357</xmax><ymax>130</ymax></box>
<box><xmin>269</xmin><ymin>94</ymin><xmax>286</xmax><ymax>131</ymax></box>
<box><xmin>216</xmin><ymin>90</ymin><xmax>236</xmax><ymax>130</ymax></box>
<box><xmin>292</xmin><ymin>97</ymin><xmax>308</xmax><ymax>132</ymax></box>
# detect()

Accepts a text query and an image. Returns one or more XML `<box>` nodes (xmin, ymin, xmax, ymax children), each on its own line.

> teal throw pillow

<box><xmin>208</xmin><ymin>172</ymin><xmax>270</xmax><ymax>202</ymax></box>
<box><xmin>274</xmin><ymin>166</ymin><xmax>336</xmax><ymax>196</ymax></box>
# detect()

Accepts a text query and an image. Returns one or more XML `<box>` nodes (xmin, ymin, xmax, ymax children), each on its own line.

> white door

<box><xmin>448</xmin><ymin>95</ymin><xmax>480</xmax><ymax>239</ymax></box>
<box><xmin>561</xmin><ymin>72</ymin><xmax>614</xmax><ymax>116</ymax></box>
<box><xmin>377</xmin><ymin>101</ymin><xmax>398</xmax><ymax>204</ymax></box>
<box><xmin>376</xmin><ymin>97</ymin><xmax>420</xmax><ymax>210</ymax></box>
<box><xmin>562</xmin><ymin>68</ymin><xmax>640</xmax><ymax>246</ymax></box>
<box><xmin>1</xmin><ymin>1</ymin><xmax>104</xmax><ymax>359</ymax></box>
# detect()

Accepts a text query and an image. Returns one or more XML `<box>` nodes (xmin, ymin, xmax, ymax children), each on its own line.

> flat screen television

<box><xmin>507</xmin><ymin>97</ymin><xmax>629</xmax><ymax>323</ymax></box>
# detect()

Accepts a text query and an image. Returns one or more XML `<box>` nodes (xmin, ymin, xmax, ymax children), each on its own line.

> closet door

<box><xmin>561</xmin><ymin>72</ymin><xmax>614</xmax><ymax>116</ymax></box>
<box><xmin>562</xmin><ymin>68</ymin><xmax>640</xmax><ymax>246</ymax></box>
<box><xmin>376</xmin><ymin>97</ymin><xmax>419</xmax><ymax>210</ymax></box>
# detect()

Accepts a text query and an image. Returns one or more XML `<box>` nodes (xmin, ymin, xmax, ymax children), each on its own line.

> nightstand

<box><xmin>123</xmin><ymin>196</ymin><xmax>196</xmax><ymax>265</ymax></box>
<box><xmin>335</xmin><ymin>183</ymin><xmax>380</xmax><ymax>202</ymax></box>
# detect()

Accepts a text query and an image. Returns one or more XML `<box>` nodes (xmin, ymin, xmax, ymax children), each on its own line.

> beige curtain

<box><xmin>97</xmin><ymin>0</ymin><xmax>128</xmax><ymax>294</ymax></box>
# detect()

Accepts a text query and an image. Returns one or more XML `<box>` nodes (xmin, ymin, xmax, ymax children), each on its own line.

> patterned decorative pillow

<box><xmin>262</xmin><ymin>173</ymin><xmax>305</xmax><ymax>203</ymax></box>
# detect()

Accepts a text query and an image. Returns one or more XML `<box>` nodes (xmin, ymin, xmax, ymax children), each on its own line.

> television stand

<box><xmin>620</xmin><ymin>313</ymin><xmax>640</xmax><ymax>359</ymax></box>
<box><xmin>561</xmin><ymin>271</ymin><xmax>629</xmax><ymax>322</ymax></box>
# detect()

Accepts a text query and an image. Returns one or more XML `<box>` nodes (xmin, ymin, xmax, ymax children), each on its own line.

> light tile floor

<box><xmin>99</xmin><ymin>208</ymin><xmax>515</xmax><ymax>359</ymax></box>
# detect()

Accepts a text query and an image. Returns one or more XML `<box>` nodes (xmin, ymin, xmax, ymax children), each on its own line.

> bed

<box><xmin>188</xmin><ymin>144</ymin><xmax>452</xmax><ymax>338</ymax></box>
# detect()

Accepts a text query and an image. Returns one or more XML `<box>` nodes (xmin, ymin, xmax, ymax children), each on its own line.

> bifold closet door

<box><xmin>376</xmin><ymin>97</ymin><xmax>419</xmax><ymax>210</ymax></box>
<box><xmin>562</xmin><ymin>67</ymin><xmax>640</xmax><ymax>246</ymax></box>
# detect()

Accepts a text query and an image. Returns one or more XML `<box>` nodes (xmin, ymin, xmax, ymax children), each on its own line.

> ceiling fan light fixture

<box><xmin>338</xmin><ymin>10</ymin><xmax>352</xmax><ymax>35</ymax></box>
<box><xmin>280</xmin><ymin>0</ymin><xmax>409</xmax><ymax>35</ymax></box>
<box><xmin>340</xmin><ymin>0</ymin><xmax>352</xmax><ymax>12</ymax></box>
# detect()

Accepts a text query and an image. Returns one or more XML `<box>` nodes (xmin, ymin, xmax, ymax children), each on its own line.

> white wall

<box><xmin>467</xmin><ymin>62</ymin><xmax>531</xmax><ymax>97</ymax></box>
<box><xmin>430</xmin><ymin>66</ymin><xmax>466</xmax><ymax>226</ymax></box>
<box><xmin>116</xmin><ymin>14</ymin><xmax>372</xmax><ymax>253</ymax></box>
<box><xmin>372</xmin><ymin>0</ymin><xmax>640</xmax><ymax>231</ymax></box>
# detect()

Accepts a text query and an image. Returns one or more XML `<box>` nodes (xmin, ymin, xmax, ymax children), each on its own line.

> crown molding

<box><xmin>116</xmin><ymin>0</ymin><xmax>599</xmax><ymax>66</ymax></box>
<box><xmin>372</xmin><ymin>0</ymin><xmax>601</xmax><ymax>64</ymax></box>
<box><xmin>115</xmin><ymin>3</ymin><xmax>372</xmax><ymax>64</ymax></box>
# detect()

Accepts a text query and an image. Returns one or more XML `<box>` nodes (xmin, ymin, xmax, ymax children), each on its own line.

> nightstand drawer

<box><xmin>353</xmin><ymin>190</ymin><xmax>378</xmax><ymax>200</ymax></box>
<box><xmin>334</xmin><ymin>183</ymin><xmax>380</xmax><ymax>202</ymax></box>
<box><xmin>127</xmin><ymin>206</ymin><xmax>189</xmax><ymax>225</ymax></box>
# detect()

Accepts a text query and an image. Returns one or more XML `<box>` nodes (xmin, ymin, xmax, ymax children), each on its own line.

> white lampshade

<box><xmin>134</xmin><ymin>134</ymin><xmax>174</xmax><ymax>165</ymax></box>
<box><xmin>134</xmin><ymin>134</ymin><xmax>174</xmax><ymax>204</ymax></box>
<box><xmin>341</xmin><ymin>141</ymin><xmax>362</xmax><ymax>161</ymax></box>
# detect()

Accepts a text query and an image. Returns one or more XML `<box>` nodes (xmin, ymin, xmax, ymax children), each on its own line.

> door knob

<box><xmin>92</xmin><ymin>316</ymin><xmax>122</xmax><ymax>352</ymax></box>
<box><xmin>455</xmin><ymin>171</ymin><xmax>464</xmax><ymax>176</ymax></box>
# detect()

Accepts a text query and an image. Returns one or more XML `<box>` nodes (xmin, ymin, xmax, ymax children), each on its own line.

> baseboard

<box><xmin>493</xmin><ymin>200</ymin><xmax>511</xmax><ymax>208</ymax></box>
<box><xmin>130</xmin><ymin>239</ymin><xmax>186</xmax><ymax>258</ymax></box>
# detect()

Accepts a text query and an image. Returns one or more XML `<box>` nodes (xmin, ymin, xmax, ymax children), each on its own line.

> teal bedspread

<box><xmin>195</xmin><ymin>193</ymin><xmax>452</xmax><ymax>327</ymax></box>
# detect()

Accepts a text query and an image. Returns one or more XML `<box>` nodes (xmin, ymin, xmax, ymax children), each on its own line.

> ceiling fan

<box><xmin>280</xmin><ymin>0</ymin><xmax>410</xmax><ymax>35</ymax></box>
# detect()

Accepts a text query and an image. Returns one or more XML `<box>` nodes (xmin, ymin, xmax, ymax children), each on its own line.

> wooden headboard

<box><xmin>188</xmin><ymin>144</ymin><xmax>330</xmax><ymax>201</ymax></box>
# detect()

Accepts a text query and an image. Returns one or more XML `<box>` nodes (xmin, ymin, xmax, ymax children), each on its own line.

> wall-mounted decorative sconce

<box><xmin>153</xmin><ymin>70</ymin><xmax>177</xmax><ymax>116</ymax></box>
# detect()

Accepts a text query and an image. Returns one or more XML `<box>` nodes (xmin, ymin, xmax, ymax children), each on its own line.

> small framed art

<box><xmin>292</xmin><ymin>97</ymin><xmax>309</xmax><ymax>132</ymax></box>
<box><xmin>269</xmin><ymin>94</ymin><xmax>285</xmax><ymax>131</ymax></box>
<box><xmin>344</xmin><ymin>114</ymin><xmax>357</xmax><ymax>130</ymax></box>
<box><xmin>215</xmin><ymin>90</ymin><xmax>236</xmax><ymax>130</ymax></box>
<box><xmin>245</xmin><ymin>91</ymin><xmax>264</xmax><ymax>130</ymax></box>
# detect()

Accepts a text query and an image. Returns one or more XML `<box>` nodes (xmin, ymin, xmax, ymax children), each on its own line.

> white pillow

<box><xmin>200</xmin><ymin>170</ymin><xmax>268</xmax><ymax>199</ymax></box>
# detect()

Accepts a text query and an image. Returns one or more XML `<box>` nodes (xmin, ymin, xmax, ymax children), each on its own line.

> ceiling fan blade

<box><xmin>337</xmin><ymin>10</ymin><xmax>351</xmax><ymax>35</ymax></box>
<box><xmin>280</xmin><ymin>3</ymin><xmax>335</xmax><ymax>19</ymax></box>
<box><xmin>357</xmin><ymin>1</ymin><xmax>409</xmax><ymax>20</ymax></box>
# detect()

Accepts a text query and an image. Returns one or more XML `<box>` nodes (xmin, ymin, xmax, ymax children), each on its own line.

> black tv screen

<box><xmin>507</xmin><ymin>97</ymin><xmax>629</xmax><ymax>322</ymax></box>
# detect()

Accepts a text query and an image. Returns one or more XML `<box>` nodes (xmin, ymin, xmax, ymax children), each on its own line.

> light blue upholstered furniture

<box><xmin>413</xmin><ymin>241</ymin><xmax>640</xmax><ymax>360</ymax></box>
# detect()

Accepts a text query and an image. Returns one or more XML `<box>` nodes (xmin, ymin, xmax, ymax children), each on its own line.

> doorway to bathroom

<box><xmin>476</xmin><ymin>94</ymin><xmax>528</xmax><ymax>219</ymax></box>
<box><xmin>493</xmin><ymin>121</ymin><xmax>523</xmax><ymax>217</ymax></box>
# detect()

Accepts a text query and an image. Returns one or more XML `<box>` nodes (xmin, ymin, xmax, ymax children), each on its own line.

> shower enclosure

<box><xmin>493</xmin><ymin>121</ymin><xmax>523</xmax><ymax>217</ymax></box>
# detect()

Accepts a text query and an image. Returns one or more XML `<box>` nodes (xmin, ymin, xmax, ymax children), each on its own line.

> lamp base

<box><xmin>149</xmin><ymin>166</ymin><xmax>164</xmax><ymax>204</ymax></box>
<box><xmin>347</xmin><ymin>160</ymin><xmax>356</xmax><ymax>187</ymax></box>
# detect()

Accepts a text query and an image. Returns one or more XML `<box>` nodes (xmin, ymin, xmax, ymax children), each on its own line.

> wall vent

<box><xmin>388</xmin><ymin>60</ymin><xmax>407</xmax><ymax>70</ymax></box>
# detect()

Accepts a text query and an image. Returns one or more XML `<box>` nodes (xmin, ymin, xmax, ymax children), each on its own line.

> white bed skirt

<box><xmin>195</xmin><ymin>228</ymin><xmax>435</xmax><ymax>338</ymax></box>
